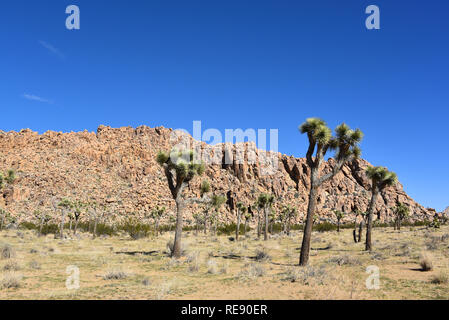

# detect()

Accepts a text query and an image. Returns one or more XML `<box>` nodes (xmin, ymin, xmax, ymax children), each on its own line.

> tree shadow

<box><xmin>115</xmin><ymin>250</ymin><xmax>158</xmax><ymax>256</ymax></box>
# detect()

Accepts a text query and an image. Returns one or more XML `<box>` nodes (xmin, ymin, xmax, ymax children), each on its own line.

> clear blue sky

<box><xmin>1</xmin><ymin>1</ymin><xmax>448</xmax><ymax>211</ymax></box>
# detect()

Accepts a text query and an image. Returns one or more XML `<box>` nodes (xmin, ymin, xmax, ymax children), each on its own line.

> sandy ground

<box><xmin>1</xmin><ymin>225</ymin><xmax>448</xmax><ymax>300</ymax></box>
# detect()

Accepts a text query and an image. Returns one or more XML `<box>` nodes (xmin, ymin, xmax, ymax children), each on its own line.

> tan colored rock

<box><xmin>0</xmin><ymin>125</ymin><xmax>431</xmax><ymax>225</ymax></box>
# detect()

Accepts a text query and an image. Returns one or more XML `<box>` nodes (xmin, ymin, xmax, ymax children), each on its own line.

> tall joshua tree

<box><xmin>334</xmin><ymin>210</ymin><xmax>344</xmax><ymax>232</ymax></box>
<box><xmin>235</xmin><ymin>202</ymin><xmax>247</xmax><ymax>241</ymax></box>
<box><xmin>156</xmin><ymin>149</ymin><xmax>206</xmax><ymax>258</ymax></box>
<box><xmin>151</xmin><ymin>206</ymin><xmax>166</xmax><ymax>236</ymax></box>
<box><xmin>365</xmin><ymin>166</ymin><xmax>397</xmax><ymax>251</ymax></box>
<box><xmin>299</xmin><ymin>118</ymin><xmax>363</xmax><ymax>266</ymax></box>
<box><xmin>257</xmin><ymin>194</ymin><xmax>275</xmax><ymax>241</ymax></box>
<box><xmin>393</xmin><ymin>201</ymin><xmax>409</xmax><ymax>231</ymax></box>
<box><xmin>57</xmin><ymin>198</ymin><xmax>73</xmax><ymax>239</ymax></box>
<box><xmin>243</xmin><ymin>211</ymin><xmax>252</xmax><ymax>237</ymax></box>
<box><xmin>209</xmin><ymin>194</ymin><xmax>226</xmax><ymax>236</ymax></box>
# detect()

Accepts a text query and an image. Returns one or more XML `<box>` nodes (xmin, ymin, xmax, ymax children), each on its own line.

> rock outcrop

<box><xmin>0</xmin><ymin>125</ymin><xmax>431</xmax><ymax>225</ymax></box>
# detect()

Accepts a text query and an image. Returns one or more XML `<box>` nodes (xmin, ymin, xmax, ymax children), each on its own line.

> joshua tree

<box><xmin>257</xmin><ymin>194</ymin><xmax>275</xmax><ymax>241</ymax></box>
<box><xmin>192</xmin><ymin>212</ymin><xmax>203</xmax><ymax>236</ymax></box>
<box><xmin>235</xmin><ymin>202</ymin><xmax>247</xmax><ymax>241</ymax></box>
<box><xmin>334</xmin><ymin>210</ymin><xmax>344</xmax><ymax>232</ymax></box>
<box><xmin>365</xmin><ymin>166</ymin><xmax>397</xmax><ymax>251</ymax></box>
<box><xmin>151</xmin><ymin>206</ymin><xmax>166</xmax><ymax>236</ymax></box>
<box><xmin>243</xmin><ymin>211</ymin><xmax>252</xmax><ymax>237</ymax></box>
<box><xmin>392</xmin><ymin>201</ymin><xmax>409</xmax><ymax>231</ymax></box>
<box><xmin>281</xmin><ymin>205</ymin><xmax>297</xmax><ymax>235</ymax></box>
<box><xmin>352</xmin><ymin>210</ymin><xmax>361</xmax><ymax>243</ymax></box>
<box><xmin>156</xmin><ymin>149</ymin><xmax>206</xmax><ymax>258</ymax></box>
<box><xmin>0</xmin><ymin>208</ymin><xmax>10</xmax><ymax>231</ymax></box>
<box><xmin>299</xmin><ymin>118</ymin><xmax>363</xmax><ymax>266</ymax></box>
<box><xmin>209</xmin><ymin>194</ymin><xmax>226</xmax><ymax>236</ymax></box>
<box><xmin>57</xmin><ymin>198</ymin><xmax>73</xmax><ymax>239</ymax></box>
<box><xmin>72</xmin><ymin>200</ymin><xmax>86</xmax><ymax>235</ymax></box>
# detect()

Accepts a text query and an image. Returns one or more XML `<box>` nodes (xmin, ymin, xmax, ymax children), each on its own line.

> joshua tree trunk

<box><xmin>299</xmin><ymin>184</ymin><xmax>318</xmax><ymax>266</ymax></box>
<box><xmin>365</xmin><ymin>187</ymin><xmax>379</xmax><ymax>251</ymax></box>
<box><xmin>257</xmin><ymin>212</ymin><xmax>261</xmax><ymax>239</ymax></box>
<box><xmin>287</xmin><ymin>217</ymin><xmax>291</xmax><ymax>235</ymax></box>
<box><xmin>204</xmin><ymin>212</ymin><xmax>208</xmax><ymax>234</ymax></box>
<box><xmin>93</xmin><ymin>217</ymin><xmax>98</xmax><ymax>239</ymax></box>
<box><xmin>74</xmin><ymin>217</ymin><xmax>79</xmax><ymax>235</ymax></box>
<box><xmin>155</xmin><ymin>219</ymin><xmax>160</xmax><ymax>236</ymax></box>
<box><xmin>264</xmin><ymin>207</ymin><xmax>269</xmax><ymax>241</ymax></box>
<box><xmin>69</xmin><ymin>218</ymin><xmax>73</xmax><ymax>233</ymax></box>
<box><xmin>244</xmin><ymin>220</ymin><xmax>248</xmax><ymax>237</ymax></box>
<box><xmin>358</xmin><ymin>220</ymin><xmax>364</xmax><ymax>243</ymax></box>
<box><xmin>172</xmin><ymin>196</ymin><xmax>185</xmax><ymax>258</ymax></box>
<box><xmin>236</xmin><ymin>210</ymin><xmax>241</xmax><ymax>241</ymax></box>
<box><xmin>60</xmin><ymin>210</ymin><xmax>66</xmax><ymax>239</ymax></box>
<box><xmin>337</xmin><ymin>219</ymin><xmax>341</xmax><ymax>232</ymax></box>
<box><xmin>39</xmin><ymin>216</ymin><xmax>45</xmax><ymax>236</ymax></box>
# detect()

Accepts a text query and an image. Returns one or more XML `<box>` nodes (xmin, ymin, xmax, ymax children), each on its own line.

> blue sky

<box><xmin>1</xmin><ymin>1</ymin><xmax>448</xmax><ymax>211</ymax></box>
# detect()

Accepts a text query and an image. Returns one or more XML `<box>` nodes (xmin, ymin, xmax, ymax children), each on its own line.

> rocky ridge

<box><xmin>0</xmin><ymin>125</ymin><xmax>431</xmax><ymax>225</ymax></box>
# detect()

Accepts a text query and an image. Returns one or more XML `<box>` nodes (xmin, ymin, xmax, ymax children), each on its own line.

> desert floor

<box><xmin>1</xmin><ymin>226</ymin><xmax>449</xmax><ymax>300</ymax></box>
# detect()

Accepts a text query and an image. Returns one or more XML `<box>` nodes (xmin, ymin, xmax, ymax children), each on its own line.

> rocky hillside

<box><xmin>0</xmin><ymin>125</ymin><xmax>431</xmax><ymax>225</ymax></box>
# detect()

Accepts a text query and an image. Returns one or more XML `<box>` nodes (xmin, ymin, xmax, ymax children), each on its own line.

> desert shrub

<box><xmin>239</xmin><ymin>263</ymin><xmax>266</xmax><ymax>279</ymax></box>
<box><xmin>3</xmin><ymin>260</ymin><xmax>20</xmax><ymax>271</ymax></box>
<box><xmin>103</xmin><ymin>269</ymin><xmax>128</xmax><ymax>280</ymax></box>
<box><xmin>419</xmin><ymin>254</ymin><xmax>433</xmax><ymax>271</ymax></box>
<box><xmin>187</xmin><ymin>252</ymin><xmax>200</xmax><ymax>273</ymax></box>
<box><xmin>255</xmin><ymin>247</ymin><xmax>271</xmax><ymax>262</ymax></box>
<box><xmin>29</xmin><ymin>248</ymin><xmax>38</xmax><ymax>254</ymax></box>
<box><xmin>29</xmin><ymin>260</ymin><xmax>41</xmax><ymax>270</ymax></box>
<box><xmin>431</xmin><ymin>271</ymin><xmax>449</xmax><ymax>284</ymax></box>
<box><xmin>283</xmin><ymin>266</ymin><xmax>328</xmax><ymax>285</ymax></box>
<box><xmin>370</xmin><ymin>251</ymin><xmax>386</xmax><ymax>260</ymax></box>
<box><xmin>207</xmin><ymin>259</ymin><xmax>218</xmax><ymax>274</ymax></box>
<box><xmin>217</xmin><ymin>223</ymin><xmax>251</xmax><ymax>236</ymax></box>
<box><xmin>142</xmin><ymin>278</ymin><xmax>151</xmax><ymax>286</ymax></box>
<box><xmin>166</xmin><ymin>239</ymin><xmax>188</xmax><ymax>257</ymax></box>
<box><xmin>327</xmin><ymin>255</ymin><xmax>361</xmax><ymax>266</ymax></box>
<box><xmin>1</xmin><ymin>273</ymin><xmax>21</xmax><ymax>289</ymax></box>
<box><xmin>314</xmin><ymin>222</ymin><xmax>336</xmax><ymax>232</ymax></box>
<box><xmin>1</xmin><ymin>244</ymin><xmax>15</xmax><ymax>259</ymax></box>
<box><xmin>121</xmin><ymin>219</ymin><xmax>151</xmax><ymax>240</ymax></box>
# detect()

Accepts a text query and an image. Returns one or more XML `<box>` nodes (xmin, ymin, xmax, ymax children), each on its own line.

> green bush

<box><xmin>121</xmin><ymin>219</ymin><xmax>151</xmax><ymax>240</ymax></box>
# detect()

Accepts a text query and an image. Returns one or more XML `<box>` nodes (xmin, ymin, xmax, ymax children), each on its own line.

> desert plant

<box><xmin>209</xmin><ymin>194</ymin><xmax>226</xmax><ymax>236</ymax></box>
<box><xmin>431</xmin><ymin>271</ymin><xmax>449</xmax><ymax>284</ymax></box>
<box><xmin>334</xmin><ymin>210</ymin><xmax>344</xmax><ymax>232</ymax></box>
<box><xmin>255</xmin><ymin>247</ymin><xmax>271</xmax><ymax>262</ymax></box>
<box><xmin>257</xmin><ymin>194</ymin><xmax>275</xmax><ymax>241</ymax></box>
<box><xmin>243</xmin><ymin>211</ymin><xmax>252</xmax><ymax>237</ymax></box>
<box><xmin>150</xmin><ymin>206</ymin><xmax>166</xmax><ymax>236</ymax></box>
<box><xmin>103</xmin><ymin>269</ymin><xmax>129</xmax><ymax>280</ymax></box>
<box><xmin>419</xmin><ymin>254</ymin><xmax>433</xmax><ymax>271</ymax></box>
<box><xmin>235</xmin><ymin>202</ymin><xmax>247</xmax><ymax>241</ymax></box>
<box><xmin>56</xmin><ymin>198</ymin><xmax>73</xmax><ymax>239</ymax></box>
<box><xmin>157</xmin><ymin>149</ymin><xmax>206</xmax><ymax>258</ymax></box>
<box><xmin>1</xmin><ymin>273</ymin><xmax>21</xmax><ymax>289</ymax></box>
<box><xmin>1</xmin><ymin>244</ymin><xmax>15</xmax><ymax>259</ymax></box>
<box><xmin>429</xmin><ymin>216</ymin><xmax>441</xmax><ymax>229</ymax></box>
<box><xmin>365</xmin><ymin>166</ymin><xmax>397</xmax><ymax>251</ymax></box>
<box><xmin>299</xmin><ymin>118</ymin><xmax>363</xmax><ymax>265</ymax></box>
<box><xmin>0</xmin><ymin>208</ymin><xmax>10</xmax><ymax>231</ymax></box>
<box><xmin>392</xmin><ymin>201</ymin><xmax>409</xmax><ymax>231</ymax></box>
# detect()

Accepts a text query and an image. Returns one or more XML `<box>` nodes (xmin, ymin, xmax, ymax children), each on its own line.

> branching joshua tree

<box><xmin>334</xmin><ymin>210</ymin><xmax>345</xmax><ymax>232</ymax></box>
<box><xmin>57</xmin><ymin>198</ymin><xmax>73</xmax><ymax>239</ymax></box>
<box><xmin>151</xmin><ymin>206</ymin><xmax>166</xmax><ymax>236</ymax></box>
<box><xmin>72</xmin><ymin>200</ymin><xmax>86</xmax><ymax>235</ymax></box>
<box><xmin>365</xmin><ymin>166</ymin><xmax>398</xmax><ymax>251</ymax></box>
<box><xmin>36</xmin><ymin>211</ymin><xmax>51</xmax><ymax>237</ymax></box>
<box><xmin>393</xmin><ymin>201</ymin><xmax>409</xmax><ymax>231</ymax></box>
<box><xmin>257</xmin><ymin>194</ymin><xmax>275</xmax><ymax>241</ymax></box>
<box><xmin>0</xmin><ymin>208</ymin><xmax>10</xmax><ymax>231</ymax></box>
<box><xmin>235</xmin><ymin>202</ymin><xmax>247</xmax><ymax>241</ymax></box>
<box><xmin>243</xmin><ymin>211</ymin><xmax>252</xmax><ymax>237</ymax></box>
<box><xmin>281</xmin><ymin>205</ymin><xmax>297</xmax><ymax>235</ymax></box>
<box><xmin>156</xmin><ymin>149</ymin><xmax>207</xmax><ymax>258</ymax></box>
<box><xmin>209</xmin><ymin>194</ymin><xmax>226</xmax><ymax>236</ymax></box>
<box><xmin>299</xmin><ymin>118</ymin><xmax>363</xmax><ymax>266</ymax></box>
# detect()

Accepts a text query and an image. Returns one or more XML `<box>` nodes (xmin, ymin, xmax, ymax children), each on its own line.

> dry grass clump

<box><xmin>29</xmin><ymin>260</ymin><xmax>41</xmax><ymax>270</ymax></box>
<box><xmin>327</xmin><ymin>254</ymin><xmax>361</xmax><ymax>266</ymax></box>
<box><xmin>103</xmin><ymin>269</ymin><xmax>129</xmax><ymax>280</ymax></box>
<box><xmin>255</xmin><ymin>247</ymin><xmax>271</xmax><ymax>262</ymax></box>
<box><xmin>1</xmin><ymin>244</ymin><xmax>15</xmax><ymax>259</ymax></box>
<box><xmin>283</xmin><ymin>266</ymin><xmax>329</xmax><ymax>285</ymax></box>
<box><xmin>430</xmin><ymin>271</ymin><xmax>449</xmax><ymax>284</ymax></box>
<box><xmin>3</xmin><ymin>260</ymin><xmax>20</xmax><ymax>271</ymax></box>
<box><xmin>155</xmin><ymin>282</ymin><xmax>172</xmax><ymax>300</ymax></box>
<box><xmin>187</xmin><ymin>252</ymin><xmax>200</xmax><ymax>273</ymax></box>
<box><xmin>238</xmin><ymin>263</ymin><xmax>266</xmax><ymax>279</ymax></box>
<box><xmin>207</xmin><ymin>259</ymin><xmax>218</xmax><ymax>274</ymax></box>
<box><xmin>419</xmin><ymin>253</ymin><xmax>433</xmax><ymax>271</ymax></box>
<box><xmin>142</xmin><ymin>278</ymin><xmax>151</xmax><ymax>286</ymax></box>
<box><xmin>1</xmin><ymin>273</ymin><xmax>22</xmax><ymax>289</ymax></box>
